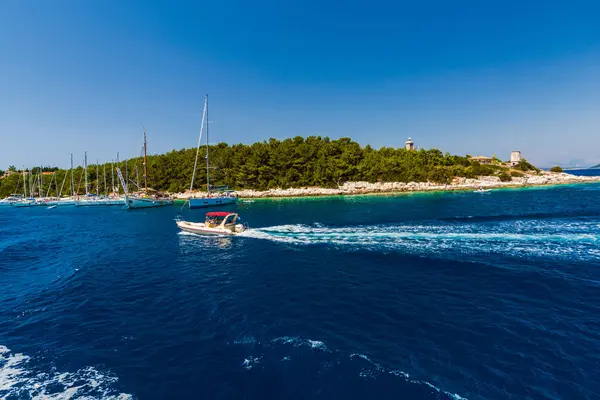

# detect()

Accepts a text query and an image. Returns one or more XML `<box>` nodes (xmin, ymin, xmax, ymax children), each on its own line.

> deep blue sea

<box><xmin>2</xmin><ymin>181</ymin><xmax>600</xmax><ymax>399</ymax></box>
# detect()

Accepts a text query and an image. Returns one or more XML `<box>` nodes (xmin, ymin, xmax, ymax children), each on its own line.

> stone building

<box><xmin>510</xmin><ymin>151</ymin><xmax>522</xmax><ymax>166</ymax></box>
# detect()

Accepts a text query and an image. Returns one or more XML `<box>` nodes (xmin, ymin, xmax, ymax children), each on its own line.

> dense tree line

<box><xmin>0</xmin><ymin>136</ymin><xmax>536</xmax><ymax>197</ymax></box>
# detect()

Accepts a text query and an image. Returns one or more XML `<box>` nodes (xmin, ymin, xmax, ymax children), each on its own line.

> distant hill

<box><xmin>590</xmin><ymin>164</ymin><xmax>600</xmax><ymax>169</ymax></box>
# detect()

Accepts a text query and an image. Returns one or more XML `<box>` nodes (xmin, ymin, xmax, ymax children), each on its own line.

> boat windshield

<box><xmin>223</xmin><ymin>214</ymin><xmax>237</xmax><ymax>225</ymax></box>
<box><xmin>205</xmin><ymin>215</ymin><xmax>226</xmax><ymax>227</ymax></box>
<box><xmin>204</xmin><ymin>212</ymin><xmax>238</xmax><ymax>228</ymax></box>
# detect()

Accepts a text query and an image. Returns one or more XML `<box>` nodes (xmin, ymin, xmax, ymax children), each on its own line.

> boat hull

<box><xmin>75</xmin><ymin>199</ymin><xmax>125</xmax><ymax>206</ymax></box>
<box><xmin>176</xmin><ymin>220</ymin><xmax>236</xmax><ymax>236</ymax></box>
<box><xmin>126</xmin><ymin>197</ymin><xmax>174</xmax><ymax>209</ymax></box>
<box><xmin>55</xmin><ymin>200</ymin><xmax>76</xmax><ymax>206</ymax></box>
<box><xmin>13</xmin><ymin>202</ymin><xmax>34</xmax><ymax>207</ymax></box>
<box><xmin>189</xmin><ymin>197</ymin><xmax>237</xmax><ymax>209</ymax></box>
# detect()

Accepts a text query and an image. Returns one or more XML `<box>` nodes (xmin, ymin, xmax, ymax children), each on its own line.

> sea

<box><xmin>1</xmin><ymin>173</ymin><xmax>600</xmax><ymax>400</ymax></box>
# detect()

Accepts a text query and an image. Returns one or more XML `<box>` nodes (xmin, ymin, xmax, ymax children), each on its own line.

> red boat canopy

<box><xmin>206</xmin><ymin>211</ymin><xmax>233</xmax><ymax>217</ymax></box>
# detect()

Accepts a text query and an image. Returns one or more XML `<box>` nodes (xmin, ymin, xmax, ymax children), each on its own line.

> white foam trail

<box><xmin>178</xmin><ymin>231</ymin><xmax>199</xmax><ymax>236</ymax></box>
<box><xmin>240</xmin><ymin>223</ymin><xmax>600</xmax><ymax>260</ymax></box>
<box><xmin>0</xmin><ymin>345</ymin><xmax>132</xmax><ymax>399</ymax></box>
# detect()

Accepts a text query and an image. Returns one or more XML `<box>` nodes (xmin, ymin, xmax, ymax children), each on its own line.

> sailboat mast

<box><xmin>96</xmin><ymin>159</ymin><xmax>99</xmax><ymax>195</ymax></box>
<box><xmin>111</xmin><ymin>160</ymin><xmax>115</xmax><ymax>197</ymax></box>
<box><xmin>143</xmin><ymin>130</ymin><xmax>148</xmax><ymax>193</ymax></box>
<box><xmin>136</xmin><ymin>165</ymin><xmax>140</xmax><ymax>190</ymax></box>
<box><xmin>58</xmin><ymin>170</ymin><xmax>67</xmax><ymax>197</ymax></box>
<box><xmin>104</xmin><ymin>163</ymin><xmax>107</xmax><ymax>197</ymax></box>
<box><xmin>84</xmin><ymin>152</ymin><xmax>89</xmax><ymax>196</ymax></box>
<box><xmin>190</xmin><ymin>95</ymin><xmax>208</xmax><ymax>191</ymax></box>
<box><xmin>116</xmin><ymin>152</ymin><xmax>120</xmax><ymax>194</ymax></box>
<box><xmin>39</xmin><ymin>165</ymin><xmax>42</xmax><ymax>197</ymax></box>
<box><xmin>22</xmin><ymin>169</ymin><xmax>27</xmax><ymax>197</ymax></box>
<box><xmin>125</xmin><ymin>159</ymin><xmax>129</xmax><ymax>193</ymax></box>
<box><xmin>45</xmin><ymin>172</ymin><xmax>54</xmax><ymax>197</ymax></box>
<box><xmin>205</xmin><ymin>95</ymin><xmax>210</xmax><ymax>194</ymax></box>
<box><xmin>70</xmin><ymin>153</ymin><xmax>75</xmax><ymax>197</ymax></box>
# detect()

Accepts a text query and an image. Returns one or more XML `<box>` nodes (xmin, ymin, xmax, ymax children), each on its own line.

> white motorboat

<box><xmin>176</xmin><ymin>212</ymin><xmax>247</xmax><ymax>236</ymax></box>
<box><xmin>474</xmin><ymin>187</ymin><xmax>492</xmax><ymax>193</ymax></box>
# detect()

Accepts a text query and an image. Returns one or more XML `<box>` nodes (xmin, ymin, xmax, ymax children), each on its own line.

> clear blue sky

<box><xmin>1</xmin><ymin>0</ymin><xmax>599</xmax><ymax>169</ymax></box>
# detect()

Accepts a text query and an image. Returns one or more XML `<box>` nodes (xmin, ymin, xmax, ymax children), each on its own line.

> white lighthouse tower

<box><xmin>405</xmin><ymin>137</ymin><xmax>414</xmax><ymax>151</ymax></box>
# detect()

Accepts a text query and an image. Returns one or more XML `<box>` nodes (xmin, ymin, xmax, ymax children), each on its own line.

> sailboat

<box><xmin>74</xmin><ymin>153</ymin><xmax>125</xmax><ymax>206</ymax></box>
<box><xmin>121</xmin><ymin>130</ymin><xmax>173</xmax><ymax>209</ymax></box>
<box><xmin>1</xmin><ymin>169</ymin><xmax>27</xmax><ymax>206</ymax></box>
<box><xmin>188</xmin><ymin>95</ymin><xmax>237</xmax><ymax>209</ymax></box>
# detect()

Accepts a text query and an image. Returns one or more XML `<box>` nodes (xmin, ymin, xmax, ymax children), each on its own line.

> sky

<box><xmin>1</xmin><ymin>0</ymin><xmax>599</xmax><ymax>169</ymax></box>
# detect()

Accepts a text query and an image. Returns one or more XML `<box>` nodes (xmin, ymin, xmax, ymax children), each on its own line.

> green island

<box><xmin>0</xmin><ymin>136</ymin><xmax>540</xmax><ymax>198</ymax></box>
<box><xmin>0</xmin><ymin>136</ymin><xmax>596</xmax><ymax>199</ymax></box>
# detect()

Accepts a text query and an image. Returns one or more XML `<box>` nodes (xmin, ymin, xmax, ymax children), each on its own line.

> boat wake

<box><xmin>240</xmin><ymin>220</ymin><xmax>600</xmax><ymax>261</ymax></box>
<box><xmin>0</xmin><ymin>345</ymin><xmax>132</xmax><ymax>399</ymax></box>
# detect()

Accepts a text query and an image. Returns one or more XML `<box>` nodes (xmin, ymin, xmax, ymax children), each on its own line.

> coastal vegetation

<box><xmin>550</xmin><ymin>166</ymin><xmax>564</xmax><ymax>173</ymax></box>
<box><xmin>1</xmin><ymin>136</ymin><xmax>540</xmax><ymax>198</ymax></box>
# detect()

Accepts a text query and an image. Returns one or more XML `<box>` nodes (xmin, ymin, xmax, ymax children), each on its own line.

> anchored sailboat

<box><xmin>121</xmin><ymin>130</ymin><xmax>173</xmax><ymax>209</ymax></box>
<box><xmin>188</xmin><ymin>95</ymin><xmax>237</xmax><ymax>209</ymax></box>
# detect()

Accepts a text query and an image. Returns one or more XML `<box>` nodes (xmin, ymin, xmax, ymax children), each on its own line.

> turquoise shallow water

<box><xmin>1</xmin><ymin>182</ymin><xmax>600</xmax><ymax>399</ymax></box>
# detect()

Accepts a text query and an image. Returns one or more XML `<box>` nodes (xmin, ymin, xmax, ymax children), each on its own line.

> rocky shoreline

<box><xmin>172</xmin><ymin>171</ymin><xmax>600</xmax><ymax>199</ymax></box>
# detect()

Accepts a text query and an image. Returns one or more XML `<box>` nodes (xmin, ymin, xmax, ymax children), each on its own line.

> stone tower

<box><xmin>405</xmin><ymin>137</ymin><xmax>414</xmax><ymax>151</ymax></box>
<box><xmin>510</xmin><ymin>151</ymin><xmax>521</xmax><ymax>166</ymax></box>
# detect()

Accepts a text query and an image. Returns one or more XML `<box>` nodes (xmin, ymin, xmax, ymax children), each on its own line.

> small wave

<box><xmin>233</xmin><ymin>335</ymin><xmax>258</xmax><ymax>345</ymax></box>
<box><xmin>0</xmin><ymin>345</ymin><xmax>132</xmax><ymax>399</ymax></box>
<box><xmin>235</xmin><ymin>337</ymin><xmax>467</xmax><ymax>399</ymax></box>
<box><xmin>241</xmin><ymin>356</ymin><xmax>261</xmax><ymax>370</ymax></box>
<box><xmin>271</xmin><ymin>336</ymin><xmax>329</xmax><ymax>352</ymax></box>
<box><xmin>350</xmin><ymin>353</ymin><xmax>467</xmax><ymax>400</ymax></box>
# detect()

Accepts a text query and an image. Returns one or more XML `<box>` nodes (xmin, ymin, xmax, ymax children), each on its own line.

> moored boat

<box><xmin>189</xmin><ymin>191</ymin><xmax>237</xmax><ymax>208</ymax></box>
<box><xmin>74</xmin><ymin>197</ymin><xmax>125</xmax><ymax>206</ymax></box>
<box><xmin>13</xmin><ymin>198</ymin><xmax>37</xmax><ymax>207</ymax></box>
<box><xmin>188</xmin><ymin>95</ymin><xmax>238</xmax><ymax>209</ymax></box>
<box><xmin>125</xmin><ymin>196</ymin><xmax>173</xmax><ymax>209</ymax></box>
<box><xmin>176</xmin><ymin>212</ymin><xmax>247</xmax><ymax>236</ymax></box>
<box><xmin>115</xmin><ymin>130</ymin><xmax>173</xmax><ymax>209</ymax></box>
<box><xmin>0</xmin><ymin>196</ymin><xmax>25</xmax><ymax>206</ymax></box>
